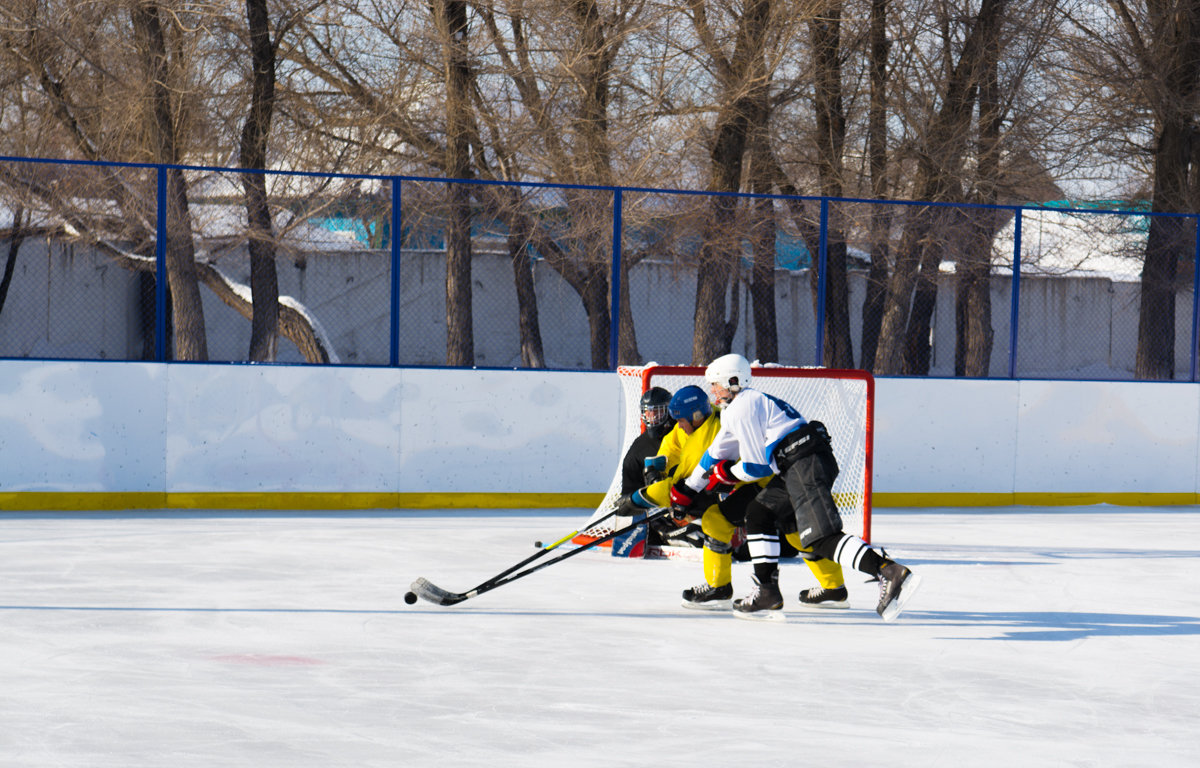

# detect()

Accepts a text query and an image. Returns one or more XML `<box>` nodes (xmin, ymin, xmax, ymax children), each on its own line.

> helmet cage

<box><xmin>640</xmin><ymin>386</ymin><xmax>673</xmax><ymax>428</ymax></box>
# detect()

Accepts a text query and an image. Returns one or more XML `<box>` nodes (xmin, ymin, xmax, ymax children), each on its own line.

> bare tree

<box><xmin>433</xmin><ymin>0</ymin><xmax>477</xmax><ymax>366</ymax></box>
<box><xmin>873</xmin><ymin>0</ymin><xmax>1007</xmax><ymax>375</ymax></box>
<box><xmin>683</xmin><ymin>0</ymin><xmax>775</xmax><ymax>364</ymax></box>
<box><xmin>806</xmin><ymin>0</ymin><xmax>854</xmax><ymax>367</ymax></box>
<box><xmin>238</xmin><ymin>0</ymin><xmax>283</xmax><ymax>362</ymax></box>
<box><xmin>0</xmin><ymin>0</ymin><xmax>336</xmax><ymax>363</ymax></box>
<box><xmin>860</xmin><ymin>0</ymin><xmax>892</xmax><ymax>371</ymax></box>
<box><xmin>1079</xmin><ymin>0</ymin><xmax>1200</xmax><ymax>380</ymax></box>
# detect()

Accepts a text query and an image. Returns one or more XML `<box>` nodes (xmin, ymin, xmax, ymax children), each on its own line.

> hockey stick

<box><xmin>480</xmin><ymin>507</ymin><xmax>623</xmax><ymax>587</ymax></box>
<box><xmin>409</xmin><ymin>507</ymin><xmax>670</xmax><ymax>607</ymax></box>
<box><xmin>404</xmin><ymin>506</ymin><xmax>626</xmax><ymax>606</ymax></box>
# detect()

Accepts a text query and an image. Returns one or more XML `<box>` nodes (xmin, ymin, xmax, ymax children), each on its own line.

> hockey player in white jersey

<box><xmin>669</xmin><ymin>353</ymin><xmax>921</xmax><ymax>621</ymax></box>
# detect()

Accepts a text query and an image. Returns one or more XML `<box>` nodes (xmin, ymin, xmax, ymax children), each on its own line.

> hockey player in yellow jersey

<box><xmin>618</xmin><ymin>385</ymin><xmax>847</xmax><ymax>611</ymax></box>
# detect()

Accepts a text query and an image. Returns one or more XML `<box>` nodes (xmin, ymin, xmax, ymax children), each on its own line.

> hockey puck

<box><xmin>404</xmin><ymin>591</ymin><xmax>418</xmax><ymax>605</ymax></box>
<box><xmin>534</xmin><ymin>540</ymin><xmax>544</xmax><ymax>549</ymax></box>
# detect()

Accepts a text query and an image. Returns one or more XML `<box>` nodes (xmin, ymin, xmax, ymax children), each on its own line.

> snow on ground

<box><xmin>0</xmin><ymin>506</ymin><xmax>1197</xmax><ymax>767</ymax></box>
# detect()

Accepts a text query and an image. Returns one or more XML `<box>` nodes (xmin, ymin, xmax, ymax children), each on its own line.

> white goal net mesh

<box><xmin>578</xmin><ymin>364</ymin><xmax>874</xmax><ymax>544</ymax></box>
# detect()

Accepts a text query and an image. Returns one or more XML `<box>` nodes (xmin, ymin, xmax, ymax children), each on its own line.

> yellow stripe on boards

<box><xmin>2</xmin><ymin>490</ymin><xmax>1195</xmax><ymax>513</ymax></box>
<box><xmin>0</xmin><ymin>492</ymin><xmax>608</xmax><ymax>512</ymax></box>
<box><xmin>872</xmin><ymin>491</ymin><xmax>1200</xmax><ymax>508</ymax></box>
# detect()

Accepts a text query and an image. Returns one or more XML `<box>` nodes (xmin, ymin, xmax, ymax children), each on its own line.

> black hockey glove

<box><xmin>643</xmin><ymin>455</ymin><xmax>667</xmax><ymax>485</ymax></box>
<box><xmin>615</xmin><ymin>489</ymin><xmax>654</xmax><ymax>518</ymax></box>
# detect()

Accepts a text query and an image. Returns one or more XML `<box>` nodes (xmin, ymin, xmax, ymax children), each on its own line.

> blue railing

<box><xmin>1</xmin><ymin>154</ymin><xmax>1197</xmax><ymax>380</ymax></box>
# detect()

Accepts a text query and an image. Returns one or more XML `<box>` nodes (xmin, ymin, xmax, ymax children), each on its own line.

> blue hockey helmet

<box><xmin>668</xmin><ymin>385</ymin><xmax>712</xmax><ymax>423</ymax></box>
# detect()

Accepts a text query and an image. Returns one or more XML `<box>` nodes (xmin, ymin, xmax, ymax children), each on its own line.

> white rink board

<box><xmin>392</xmin><ymin>368</ymin><xmax>619</xmax><ymax>493</ymax></box>
<box><xmin>874</xmin><ymin>377</ymin><xmax>1019</xmax><ymax>494</ymax></box>
<box><xmin>165</xmin><ymin>365</ymin><xmax>403</xmax><ymax>492</ymax></box>
<box><xmin>1013</xmin><ymin>379</ymin><xmax>1200</xmax><ymax>494</ymax></box>
<box><xmin>1</xmin><ymin>359</ymin><xmax>1200</xmax><ymax>498</ymax></box>
<box><xmin>0</xmin><ymin>361</ymin><xmax>167</xmax><ymax>492</ymax></box>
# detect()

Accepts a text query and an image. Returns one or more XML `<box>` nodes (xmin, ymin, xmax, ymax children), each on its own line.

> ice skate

<box><xmin>796</xmin><ymin>585</ymin><xmax>849</xmax><ymax>610</ymax></box>
<box><xmin>681</xmin><ymin>582</ymin><xmax>733</xmax><ymax>610</ymax></box>
<box><xmin>876</xmin><ymin>560</ymin><xmax>921</xmax><ymax>622</ymax></box>
<box><xmin>732</xmin><ymin>575</ymin><xmax>784</xmax><ymax>621</ymax></box>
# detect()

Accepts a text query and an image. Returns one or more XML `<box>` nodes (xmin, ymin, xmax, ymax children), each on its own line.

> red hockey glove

<box><xmin>668</xmin><ymin>481</ymin><xmax>696</xmax><ymax>521</ymax></box>
<box><xmin>704</xmin><ymin>460</ymin><xmax>738</xmax><ymax>494</ymax></box>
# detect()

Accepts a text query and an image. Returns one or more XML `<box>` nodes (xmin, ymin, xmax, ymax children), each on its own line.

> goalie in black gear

<box><xmin>620</xmin><ymin>387</ymin><xmax>674</xmax><ymax>495</ymax></box>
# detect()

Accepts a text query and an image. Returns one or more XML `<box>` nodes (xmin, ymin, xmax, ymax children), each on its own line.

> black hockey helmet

<box><xmin>640</xmin><ymin>386</ymin><xmax>672</xmax><ymax>428</ymax></box>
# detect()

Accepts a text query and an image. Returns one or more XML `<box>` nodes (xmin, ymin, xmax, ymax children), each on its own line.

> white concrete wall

<box><xmin>5</xmin><ymin>238</ymin><xmax>1193</xmax><ymax>378</ymax></box>
<box><xmin>1</xmin><ymin>360</ymin><xmax>1198</xmax><ymax>508</ymax></box>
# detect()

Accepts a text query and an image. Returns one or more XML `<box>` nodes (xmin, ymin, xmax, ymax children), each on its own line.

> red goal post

<box><xmin>580</xmin><ymin>363</ymin><xmax>874</xmax><ymax>545</ymax></box>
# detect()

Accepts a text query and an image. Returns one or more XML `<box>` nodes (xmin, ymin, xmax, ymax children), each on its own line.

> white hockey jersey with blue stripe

<box><xmin>683</xmin><ymin>387</ymin><xmax>807</xmax><ymax>490</ymax></box>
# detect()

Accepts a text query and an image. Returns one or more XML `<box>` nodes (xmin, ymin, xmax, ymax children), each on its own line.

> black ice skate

<box><xmin>732</xmin><ymin>575</ymin><xmax>784</xmax><ymax>621</ymax></box>
<box><xmin>797</xmin><ymin>585</ymin><xmax>849</xmax><ymax>610</ymax></box>
<box><xmin>681</xmin><ymin>582</ymin><xmax>733</xmax><ymax>610</ymax></box>
<box><xmin>876</xmin><ymin>560</ymin><xmax>922</xmax><ymax>622</ymax></box>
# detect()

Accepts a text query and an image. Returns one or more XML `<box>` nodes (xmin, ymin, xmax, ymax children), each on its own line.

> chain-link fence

<box><xmin>1</xmin><ymin>155</ymin><xmax>1197</xmax><ymax>380</ymax></box>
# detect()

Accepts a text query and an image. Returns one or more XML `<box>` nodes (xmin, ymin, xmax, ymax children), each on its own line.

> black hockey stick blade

<box><xmin>409</xmin><ymin>508</ymin><xmax>671</xmax><ymax>608</ymax></box>
<box><xmin>409</xmin><ymin>577</ymin><xmax>470</xmax><ymax>606</ymax></box>
<box><xmin>406</xmin><ymin>508</ymin><xmax>628</xmax><ymax>608</ymax></box>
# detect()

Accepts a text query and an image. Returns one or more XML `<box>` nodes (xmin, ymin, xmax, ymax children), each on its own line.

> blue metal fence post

<box><xmin>391</xmin><ymin>177</ymin><xmax>402</xmax><ymax>367</ymax></box>
<box><xmin>814</xmin><ymin>198</ymin><xmax>829</xmax><ymax>367</ymax></box>
<box><xmin>1008</xmin><ymin>209</ymin><xmax>1022</xmax><ymax>378</ymax></box>
<box><xmin>609</xmin><ymin>188</ymin><xmax>622</xmax><ymax>370</ymax></box>
<box><xmin>1190</xmin><ymin>215</ymin><xmax>1200</xmax><ymax>381</ymax></box>
<box><xmin>155</xmin><ymin>165</ymin><xmax>168</xmax><ymax>362</ymax></box>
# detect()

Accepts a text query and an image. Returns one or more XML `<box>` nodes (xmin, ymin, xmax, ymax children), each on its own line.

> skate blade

<box><xmin>792</xmin><ymin>601</ymin><xmax>850</xmax><ymax>612</ymax></box>
<box><xmin>732</xmin><ymin>608</ymin><xmax>785</xmax><ymax>622</ymax></box>
<box><xmin>681</xmin><ymin>598</ymin><xmax>732</xmax><ymax>611</ymax></box>
<box><xmin>880</xmin><ymin>571</ymin><xmax>923</xmax><ymax>622</ymax></box>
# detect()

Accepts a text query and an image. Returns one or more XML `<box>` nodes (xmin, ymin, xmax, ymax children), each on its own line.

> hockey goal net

<box><xmin>579</xmin><ymin>364</ymin><xmax>874</xmax><ymax>546</ymax></box>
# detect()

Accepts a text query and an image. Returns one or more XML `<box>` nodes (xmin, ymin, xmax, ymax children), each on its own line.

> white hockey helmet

<box><xmin>704</xmin><ymin>353</ymin><xmax>752</xmax><ymax>394</ymax></box>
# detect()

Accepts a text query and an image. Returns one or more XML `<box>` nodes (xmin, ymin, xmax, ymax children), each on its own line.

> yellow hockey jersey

<box><xmin>640</xmin><ymin>411</ymin><xmax>724</xmax><ymax>507</ymax></box>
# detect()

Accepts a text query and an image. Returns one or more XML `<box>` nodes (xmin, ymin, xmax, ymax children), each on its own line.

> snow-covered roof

<box><xmin>988</xmin><ymin>207</ymin><xmax>1148</xmax><ymax>282</ymax></box>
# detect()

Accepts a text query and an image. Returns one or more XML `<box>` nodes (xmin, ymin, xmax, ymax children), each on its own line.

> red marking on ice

<box><xmin>211</xmin><ymin>654</ymin><xmax>325</xmax><ymax>666</ymax></box>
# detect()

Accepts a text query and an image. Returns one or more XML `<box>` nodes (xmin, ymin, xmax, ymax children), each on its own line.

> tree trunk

<box><xmin>956</xmin><ymin>36</ymin><xmax>1002</xmax><ymax>377</ymax></box>
<box><xmin>507</xmin><ymin>213</ymin><xmax>546</xmax><ymax>368</ymax></box>
<box><xmin>437</xmin><ymin>0</ymin><xmax>475</xmax><ymax>366</ymax></box>
<box><xmin>689</xmin><ymin>0</ymin><xmax>770</xmax><ymax>365</ymax></box>
<box><xmin>809</xmin><ymin>0</ymin><xmax>854</xmax><ymax>368</ymax></box>
<box><xmin>0</xmin><ymin>206</ymin><xmax>26</xmax><ymax>316</ymax></box>
<box><xmin>1133</xmin><ymin>0</ymin><xmax>1200</xmax><ymax>379</ymax></box>
<box><xmin>692</xmin><ymin>183</ymin><xmax>742</xmax><ymax>365</ymax></box>
<box><xmin>904</xmin><ymin>233</ymin><xmax>942</xmax><ymax>375</ymax></box>
<box><xmin>874</xmin><ymin>0</ymin><xmax>1006</xmax><ymax>374</ymax></box>
<box><xmin>616</xmin><ymin>256</ymin><xmax>641</xmax><ymax>366</ymax></box>
<box><xmin>240</xmin><ymin>0</ymin><xmax>280</xmax><ymax>363</ymax></box>
<box><xmin>1138</xmin><ymin>137</ymin><xmax>1188</xmax><ymax>380</ymax></box>
<box><xmin>748</xmin><ymin>166</ymin><xmax>779</xmax><ymax>365</ymax></box>
<box><xmin>132</xmin><ymin>0</ymin><xmax>207</xmax><ymax>361</ymax></box>
<box><xmin>861</xmin><ymin>0</ymin><xmax>891</xmax><ymax>371</ymax></box>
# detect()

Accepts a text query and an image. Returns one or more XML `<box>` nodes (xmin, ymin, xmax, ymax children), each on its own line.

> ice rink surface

<box><xmin>1</xmin><ymin>506</ymin><xmax>1197</xmax><ymax>768</ymax></box>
